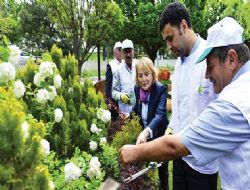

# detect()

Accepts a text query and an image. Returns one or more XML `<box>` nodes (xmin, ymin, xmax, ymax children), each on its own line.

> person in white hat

<box><xmin>160</xmin><ymin>2</ymin><xmax>218</xmax><ymax>190</ymax></box>
<box><xmin>105</xmin><ymin>41</ymin><xmax>122</xmax><ymax>120</ymax></box>
<box><xmin>120</xmin><ymin>17</ymin><xmax>250</xmax><ymax>190</ymax></box>
<box><xmin>112</xmin><ymin>39</ymin><xmax>136</xmax><ymax>115</ymax></box>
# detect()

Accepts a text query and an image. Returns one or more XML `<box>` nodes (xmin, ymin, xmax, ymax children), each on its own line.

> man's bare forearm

<box><xmin>120</xmin><ymin>135</ymin><xmax>190</xmax><ymax>163</ymax></box>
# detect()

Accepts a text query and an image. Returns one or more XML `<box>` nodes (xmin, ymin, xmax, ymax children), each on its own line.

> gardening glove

<box><xmin>136</xmin><ymin>129</ymin><xmax>149</xmax><ymax>144</ymax></box>
<box><xmin>165</xmin><ymin>127</ymin><xmax>173</xmax><ymax>135</ymax></box>
<box><xmin>120</xmin><ymin>93</ymin><xmax>130</xmax><ymax>104</ymax></box>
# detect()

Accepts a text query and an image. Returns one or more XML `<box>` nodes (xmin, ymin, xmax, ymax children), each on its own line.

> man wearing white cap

<box><xmin>120</xmin><ymin>17</ymin><xmax>250</xmax><ymax>190</ymax></box>
<box><xmin>106</xmin><ymin>41</ymin><xmax>122</xmax><ymax>120</ymax></box>
<box><xmin>112</xmin><ymin>39</ymin><xmax>136</xmax><ymax>115</ymax></box>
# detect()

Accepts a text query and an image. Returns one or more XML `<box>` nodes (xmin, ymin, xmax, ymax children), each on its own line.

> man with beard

<box><xmin>159</xmin><ymin>2</ymin><xmax>218</xmax><ymax>190</ymax></box>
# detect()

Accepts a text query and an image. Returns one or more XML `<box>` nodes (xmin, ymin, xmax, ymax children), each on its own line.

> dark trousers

<box><xmin>173</xmin><ymin>158</ymin><xmax>217</xmax><ymax>190</ymax></box>
<box><xmin>158</xmin><ymin>162</ymin><xmax>169</xmax><ymax>190</ymax></box>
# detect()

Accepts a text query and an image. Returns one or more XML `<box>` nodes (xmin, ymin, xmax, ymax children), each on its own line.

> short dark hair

<box><xmin>210</xmin><ymin>43</ymin><xmax>250</xmax><ymax>65</ymax></box>
<box><xmin>160</xmin><ymin>2</ymin><xmax>191</xmax><ymax>31</ymax></box>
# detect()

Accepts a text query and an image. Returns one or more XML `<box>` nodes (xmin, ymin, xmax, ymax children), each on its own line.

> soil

<box><xmin>107</xmin><ymin>117</ymin><xmax>154</xmax><ymax>190</ymax></box>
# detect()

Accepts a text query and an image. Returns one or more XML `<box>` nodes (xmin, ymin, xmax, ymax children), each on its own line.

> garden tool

<box><xmin>123</xmin><ymin>162</ymin><xmax>163</xmax><ymax>183</ymax></box>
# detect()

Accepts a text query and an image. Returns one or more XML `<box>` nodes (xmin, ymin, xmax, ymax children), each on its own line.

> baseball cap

<box><xmin>113</xmin><ymin>42</ymin><xmax>122</xmax><ymax>51</ymax></box>
<box><xmin>196</xmin><ymin>17</ymin><xmax>244</xmax><ymax>64</ymax></box>
<box><xmin>122</xmin><ymin>39</ymin><xmax>134</xmax><ymax>50</ymax></box>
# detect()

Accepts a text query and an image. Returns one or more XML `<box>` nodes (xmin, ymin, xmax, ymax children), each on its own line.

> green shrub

<box><xmin>0</xmin><ymin>87</ymin><xmax>49</xmax><ymax>189</ymax></box>
<box><xmin>98</xmin><ymin>144</ymin><xmax>119</xmax><ymax>180</ymax></box>
<box><xmin>112</xmin><ymin>114</ymin><xmax>142</xmax><ymax>150</ymax></box>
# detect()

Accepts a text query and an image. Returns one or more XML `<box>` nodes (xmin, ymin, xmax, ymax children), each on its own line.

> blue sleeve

<box><xmin>180</xmin><ymin>99</ymin><xmax>250</xmax><ymax>165</ymax></box>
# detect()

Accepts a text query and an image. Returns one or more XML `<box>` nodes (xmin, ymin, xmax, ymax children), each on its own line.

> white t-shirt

<box><xmin>170</xmin><ymin>35</ymin><xmax>218</xmax><ymax>174</ymax></box>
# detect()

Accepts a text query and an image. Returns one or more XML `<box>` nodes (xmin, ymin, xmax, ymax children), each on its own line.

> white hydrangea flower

<box><xmin>89</xmin><ymin>141</ymin><xmax>97</xmax><ymax>151</ymax></box>
<box><xmin>21</xmin><ymin>121</ymin><xmax>29</xmax><ymax>139</ymax></box>
<box><xmin>13</xmin><ymin>80</ymin><xmax>26</xmax><ymax>98</ymax></box>
<box><xmin>34</xmin><ymin>73</ymin><xmax>44</xmax><ymax>87</ymax></box>
<box><xmin>53</xmin><ymin>74</ymin><xmax>62</xmax><ymax>89</ymax></box>
<box><xmin>0</xmin><ymin>62</ymin><xmax>16</xmax><ymax>83</ymax></box>
<box><xmin>64</xmin><ymin>162</ymin><xmax>82</xmax><ymax>182</ymax></box>
<box><xmin>90</xmin><ymin>123</ymin><xmax>101</xmax><ymax>134</ymax></box>
<box><xmin>54</xmin><ymin>108</ymin><xmax>63</xmax><ymax>123</ymax></box>
<box><xmin>49</xmin><ymin>181</ymin><xmax>55</xmax><ymax>190</ymax></box>
<box><xmin>100</xmin><ymin>137</ymin><xmax>107</xmax><ymax>145</ymax></box>
<box><xmin>36</xmin><ymin>88</ymin><xmax>49</xmax><ymax>104</ymax></box>
<box><xmin>41</xmin><ymin>139</ymin><xmax>50</xmax><ymax>156</ymax></box>
<box><xmin>48</xmin><ymin>86</ymin><xmax>57</xmax><ymax>101</ymax></box>
<box><xmin>39</xmin><ymin>62</ymin><xmax>56</xmax><ymax>78</ymax></box>
<box><xmin>87</xmin><ymin>157</ymin><xmax>101</xmax><ymax>178</ymax></box>
<box><xmin>97</xmin><ymin>108</ymin><xmax>111</xmax><ymax>123</ymax></box>
<box><xmin>8</xmin><ymin>45</ymin><xmax>21</xmax><ymax>66</ymax></box>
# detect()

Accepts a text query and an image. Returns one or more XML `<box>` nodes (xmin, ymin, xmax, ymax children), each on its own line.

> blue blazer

<box><xmin>133</xmin><ymin>81</ymin><xmax>168</xmax><ymax>139</ymax></box>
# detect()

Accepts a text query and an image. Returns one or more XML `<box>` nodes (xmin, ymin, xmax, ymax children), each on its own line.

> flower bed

<box><xmin>0</xmin><ymin>43</ymin><xmax>119</xmax><ymax>189</ymax></box>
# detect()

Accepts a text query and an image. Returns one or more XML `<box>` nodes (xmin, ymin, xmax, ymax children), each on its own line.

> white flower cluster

<box><xmin>89</xmin><ymin>141</ymin><xmax>97</xmax><ymax>151</ymax></box>
<box><xmin>54</xmin><ymin>108</ymin><xmax>63</xmax><ymax>123</ymax></box>
<box><xmin>96</xmin><ymin>108</ymin><xmax>111</xmax><ymax>123</ymax></box>
<box><xmin>36</xmin><ymin>89</ymin><xmax>49</xmax><ymax>104</ymax></box>
<box><xmin>34</xmin><ymin>73</ymin><xmax>44</xmax><ymax>87</ymax></box>
<box><xmin>87</xmin><ymin>157</ymin><xmax>101</xmax><ymax>178</ymax></box>
<box><xmin>90</xmin><ymin>123</ymin><xmax>102</xmax><ymax>134</ymax></box>
<box><xmin>8</xmin><ymin>45</ymin><xmax>21</xmax><ymax>66</ymax></box>
<box><xmin>0</xmin><ymin>62</ymin><xmax>16</xmax><ymax>83</ymax></box>
<box><xmin>100</xmin><ymin>137</ymin><xmax>107</xmax><ymax>145</ymax></box>
<box><xmin>39</xmin><ymin>61</ymin><xmax>56</xmax><ymax>78</ymax></box>
<box><xmin>13</xmin><ymin>80</ymin><xmax>26</xmax><ymax>98</ymax></box>
<box><xmin>41</xmin><ymin>139</ymin><xmax>50</xmax><ymax>156</ymax></box>
<box><xmin>64</xmin><ymin>162</ymin><xmax>82</xmax><ymax>182</ymax></box>
<box><xmin>53</xmin><ymin>74</ymin><xmax>62</xmax><ymax>89</ymax></box>
<box><xmin>49</xmin><ymin>181</ymin><xmax>55</xmax><ymax>190</ymax></box>
<box><xmin>21</xmin><ymin>121</ymin><xmax>29</xmax><ymax>139</ymax></box>
<box><xmin>33</xmin><ymin>62</ymin><xmax>62</xmax><ymax>103</ymax></box>
<box><xmin>48</xmin><ymin>86</ymin><xmax>57</xmax><ymax>101</ymax></box>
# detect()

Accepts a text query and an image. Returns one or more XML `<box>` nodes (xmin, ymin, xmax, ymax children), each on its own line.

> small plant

<box><xmin>98</xmin><ymin>144</ymin><xmax>119</xmax><ymax>180</ymax></box>
<box><xmin>111</xmin><ymin>114</ymin><xmax>142</xmax><ymax>149</ymax></box>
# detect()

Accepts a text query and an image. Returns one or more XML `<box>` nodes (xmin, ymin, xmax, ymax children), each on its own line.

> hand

<box><xmin>136</xmin><ymin>129</ymin><xmax>149</xmax><ymax>144</ymax></box>
<box><xmin>120</xmin><ymin>93</ymin><xmax>130</xmax><ymax>104</ymax></box>
<box><xmin>165</xmin><ymin>127</ymin><xmax>173</xmax><ymax>135</ymax></box>
<box><xmin>119</xmin><ymin>144</ymin><xmax>137</xmax><ymax>164</ymax></box>
<box><xmin>120</xmin><ymin>112</ymin><xmax>130</xmax><ymax>121</ymax></box>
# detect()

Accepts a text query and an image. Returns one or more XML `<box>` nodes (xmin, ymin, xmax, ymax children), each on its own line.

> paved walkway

<box><xmin>81</xmin><ymin>59</ymin><xmax>176</xmax><ymax>73</ymax></box>
<box><xmin>81</xmin><ymin>59</ymin><xmax>176</xmax><ymax>82</ymax></box>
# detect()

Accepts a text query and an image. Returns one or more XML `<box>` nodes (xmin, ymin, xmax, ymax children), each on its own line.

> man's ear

<box><xmin>180</xmin><ymin>19</ymin><xmax>188</xmax><ymax>32</ymax></box>
<box><xmin>227</xmin><ymin>49</ymin><xmax>239</xmax><ymax>71</ymax></box>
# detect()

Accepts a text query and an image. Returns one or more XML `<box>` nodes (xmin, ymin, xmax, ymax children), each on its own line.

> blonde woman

<box><xmin>133</xmin><ymin>57</ymin><xmax>169</xmax><ymax>190</ymax></box>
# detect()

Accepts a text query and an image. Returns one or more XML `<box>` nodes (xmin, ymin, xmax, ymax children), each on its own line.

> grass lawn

<box><xmin>81</xmin><ymin>69</ymin><xmax>105</xmax><ymax>78</ymax></box>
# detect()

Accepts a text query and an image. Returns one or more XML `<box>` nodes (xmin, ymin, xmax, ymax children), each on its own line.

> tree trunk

<box><xmin>97</xmin><ymin>44</ymin><xmax>101</xmax><ymax>81</ymax></box>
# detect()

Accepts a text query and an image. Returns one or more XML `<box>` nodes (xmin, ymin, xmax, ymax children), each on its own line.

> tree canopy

<box><xmin>1</xmin><ymin>0</ymin><xmax>250</xmax><ymax>69</ymax></box>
